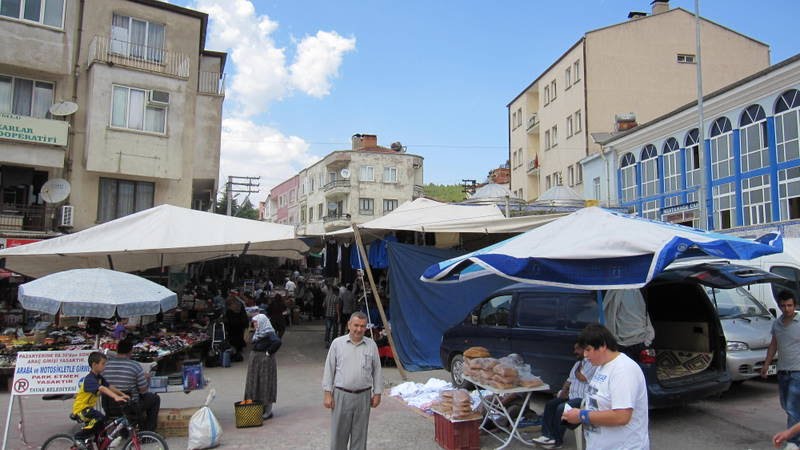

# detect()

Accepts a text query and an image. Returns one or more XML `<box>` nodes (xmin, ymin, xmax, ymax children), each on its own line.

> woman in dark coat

<box><xmin>224</xmin><ymin>296</ymin><xmax>248</xmax><ymax>361</ymax></box>
<box><xmin>267</xmin><ymin>294</ymin><xmax>287</xmax><ymax>338</ymax></box>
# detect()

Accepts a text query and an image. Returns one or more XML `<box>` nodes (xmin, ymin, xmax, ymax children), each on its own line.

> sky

<box><xmin>171</xmin><ymin>0</ymin><xmax>800</xmax><ymax>203</ymax></box>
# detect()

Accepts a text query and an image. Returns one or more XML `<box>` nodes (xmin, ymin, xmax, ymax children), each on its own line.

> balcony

<box><xmin>88</xmin><ymin>35</ymin><xmax>190</xmax><ymax>79</ymax></box>
<box><xmin>199</xmin><ymin>71</ymin><xmax>225</xmax><ymax>95</ymax></box>
<box><xmin>0</xmin><ymin>204</ymin><xmax>56</xmax><ymax>232</ymax></box>
<box><xmin>526</xmin><ymin>156</ymin><xmax>540</xmax><ymax>175</ymax></box>
<box><xmin>322</xmin><ymin>179</ymin><xmax>350</xmax><ymax>193</ymax></box>
<box><xmin>413</xmin><ymin>184</ymin><xmax>425</xmax><ymax>199</ymax></box>
<box><xmin>526</xmin><ymin>113</ymin><xmax>540</xmax><ymax>133</ymax></box>
<box><xmin>323</xmin><ymin>213</ymin><xmax>351</xmax><ymax>231</ymax></box>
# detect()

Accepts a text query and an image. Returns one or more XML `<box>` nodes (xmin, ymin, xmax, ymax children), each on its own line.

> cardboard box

<box><xmin>157</xmin><ymin>407</ymin><xmax>199</xmax><ymax>437</ymax></box>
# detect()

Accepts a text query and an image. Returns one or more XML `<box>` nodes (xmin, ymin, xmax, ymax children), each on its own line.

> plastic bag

<box><xmin>188</xmin><ymin>389</ymin><xmax>222</xmax><ymax>450</ymax></box>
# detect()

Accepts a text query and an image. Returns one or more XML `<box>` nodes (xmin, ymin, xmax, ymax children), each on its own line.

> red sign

<box><xmin>4</xmin><ymin>238</ymin><xmax>39</xmax><ymax>248</ymax></box>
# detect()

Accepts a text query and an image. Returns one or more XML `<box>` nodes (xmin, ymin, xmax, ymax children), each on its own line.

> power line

<box><xmin>220</xmin><ymin>136</ymin><xmax>506</xmax><ymax>149</ymax></box>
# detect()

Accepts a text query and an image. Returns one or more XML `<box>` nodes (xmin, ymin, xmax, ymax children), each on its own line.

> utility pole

<box><xmin>225</xmin><ymin>176</ymin><xmax>260</xmax><ymax>216</ymax></box>
<box><xmin>694</xmin><ymin>0</ymin><xmax>708</xmax><ymax>229</ymax></box>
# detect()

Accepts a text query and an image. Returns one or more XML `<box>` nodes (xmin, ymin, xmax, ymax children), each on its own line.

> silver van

<box><xmin>709</xmin><ymin>286</ymin><xmax>776</xmax><ymax>382</ymax></box>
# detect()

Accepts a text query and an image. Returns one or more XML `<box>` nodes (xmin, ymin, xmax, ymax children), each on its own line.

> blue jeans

<box><xmin>541</xmin><ymin>397</ymin><xmax>583</xmax><ymax>444</ymax></box>
<box><xmin>325</xmin><ymin>317</ymin><xmax>337</xmax><ymax>344</ymax></box>
<box><xmin>779</xmin><ymin>371</ymin><xmax>800</xmax><ymax>445</ymax></box>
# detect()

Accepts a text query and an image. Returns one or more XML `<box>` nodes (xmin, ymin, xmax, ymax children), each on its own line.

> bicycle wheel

<box><xmin>41</xmin><ymin>433</ymin><xmax>81</xmax><ymax>450</ymax></box>
<box><xmin>122</xmin><ymin>430</ymin><xmax>169</xmax><ymax>450</ymax></box>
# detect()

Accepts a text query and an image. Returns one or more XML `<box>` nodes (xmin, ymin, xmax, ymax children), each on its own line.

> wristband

<box><xmin>579</xmin><ymin>409</ymin><xmax>590</xmax><ymax>425</ymax></box>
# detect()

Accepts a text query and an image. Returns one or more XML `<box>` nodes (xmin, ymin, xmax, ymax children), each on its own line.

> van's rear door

<box><xmin>656</xmin><ymin>262</ymin><xmax>786</xmax><ymax>288</ymax></box>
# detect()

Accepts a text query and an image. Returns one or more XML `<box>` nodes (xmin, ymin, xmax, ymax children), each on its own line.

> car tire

<box><xmin>450</xmin><ymin>354</ymin><xmax>474</xmax><ymax>389</ymax></box>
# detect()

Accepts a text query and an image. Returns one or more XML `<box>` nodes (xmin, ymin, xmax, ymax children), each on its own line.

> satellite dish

<box><xmin>340</xmin><ymin>168</ymin><xmax>351</xmax><ymax>179</ymax></box>
<box><xmin>48</xmin><ymin>101</ymin><xmax>79</xmax><ymax>117</ymax></box>
<box><xmin>40</xmin><ymin>178</ymin><xmax>71</xmax><ymax>203</ymax></box>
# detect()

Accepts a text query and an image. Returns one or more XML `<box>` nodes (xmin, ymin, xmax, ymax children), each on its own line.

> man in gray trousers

<box><xmin>322</xmin><ymin>311</ymin><xmax>383</xmax><ymax>450</ymax></box>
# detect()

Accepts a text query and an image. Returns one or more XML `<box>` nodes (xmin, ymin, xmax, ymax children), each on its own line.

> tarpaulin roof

<box><xmin>0</xmin><ymin>204</ymin><xmax>308</xmax><ymax>278</ymax></box>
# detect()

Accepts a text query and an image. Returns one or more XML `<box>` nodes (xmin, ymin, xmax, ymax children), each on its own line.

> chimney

<box><xmin>651</xmin><ymin>0</ymin><xmax>669</xmax><ymax>15</ymax></box>
<box><xmin>627</xmin><ymin>11</ymin><xmax>647</xmax><ymax>20</ymax></box>
<box><xmin>615</xmin><ymin>113</ymin><xmax>638</xmax><ymax>132</ymax></box>
<box><xmin>351</xmin><ymin>133</ymin><xmax>378</xmax><ymax>150</ymax></box>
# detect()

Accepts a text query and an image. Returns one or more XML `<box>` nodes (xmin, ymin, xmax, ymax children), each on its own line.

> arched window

<box><xmin>775</xmin><ymin>89</ymin><xmax>800</xmax><ymax>220</ymax></box>
<box><xmin>740</xmin><ymin>105</ymin><xmax>768</xmax><ymax>173</ymax></box>
<box><xmin>619</xmin><ymin>152</ymin><xmax>637</xmax><ymax>203</ymax></box>
<box><xmin>709</xmin><ymin>117</ymin><xmax>733</xmax><ymax>180</ymax></box>
<box><xmin>684</xmin><ymin>129</ymin><xmax>701</xmax><ymax>204</ymax></box>
<box><xmin>640</xmin><ymin>144</ymin><xmax>659</xmax><ymax>197</ymax></box>
<box><xmin>662</xmin><ymin>138</ymin><xmax>680</xmax><ymax>193</ymax></box>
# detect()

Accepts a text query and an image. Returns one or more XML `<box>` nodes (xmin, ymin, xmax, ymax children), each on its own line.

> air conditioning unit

<box><xmin>58</xmin><ymin>205</ymin><xmax>74</xmax><ymax>227</ymax></box>
<box><xmin>148</xmin><ymin>90</ymin><xmax>170</xmax><ymax>106</ymax></box>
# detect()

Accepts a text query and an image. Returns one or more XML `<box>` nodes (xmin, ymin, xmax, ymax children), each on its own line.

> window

<box><xmin>383</xmin><ymin>166</ymin><xmax>397</xmax><ymax>183</ymax></box>
<box><xmin>642</xmin><ymin>200</ymin><xmax>659</xmax><ymax>220</ymax></box>
<box><xmin>741</xmin><ymin>175</ymin><xmax>771</xmax><ymax>226</ymax></box>
<box><xmin>512</xmin><ymin>111</ymin><xmax>517</xmax><ymax>130</ymax></box>
<box><xmin>318</xmin><ymin>173</ymin><xmax>324</xmax><ymax>189</ymax></box>
<box><xmin>517</xmin><ymin>108</ymin><xmax>522</xmax><ymax>128</ymax></box>
<box><xmin>317</xmin><ymin>203</ymin><xmax>323</xmax><ymax>219</ymax></box>
<box><xmin>300</xmin><ymin>207</ymin><xmax>306</xmax><ymax>223</ymax></box>
<box><xmin>574</xmin><ymin>110</ymin><xmax>582</xmax><ymax>133</ymax></box>
<box><xmin>677</xmin><ymin>54</ymin><xmax>696</xmax><ymax>64</ymax></box>
<box><xmin>308</xmin><ymin>207</ymin><xmax>313</xmax><ymax>222</ymax></box>
<box><xmin>564</xmin><ymin>296</ymin><xmax>597</xmax><ymax>330</ymax></box>
<box><xmin>713</xmin><ymin>182</ymin><xmax>736</xmax><ymax>229</ymax></box>
<box><xmin>640</xmin><ymin>144</ymin><xmax>659</xmax><ymax>197</ymax></box>
<box><xmin>567</xmin><ymin>165</ymin><xmax>574</xmax><ymax>186</ymax></box>
<box><xmin>111</xmin><ymin>85</ymin><xmax>167</xmax><ymax>133</ymax></box>
<box><xmin>97</xmin><ymin>178</ymin><xmax>154</xmax><ymax>222</ymax></box>
<box><xmin>516</xmin><ymin>294</ymin><xmax>559</xmax><ymax>328</ymax></box>
<box><xmin>709</xmin><ymin>117</ymin><xmax>733</xmax><ymax>180</ymax></box>
<box><xmin>779</xmin><ymin>166</ymin><xmax>800</xmax><ymax>220</ymax></box>
<box><xmin>620</xmin><ymin>153</ymin><xmax>637</xmax><ymax>203</ymax></box>
<box><xmin>771</xmin><ymin>266</ymin><xmax>800</xmax><ymax>306</ymax></box>
<box><xmin>360</xmin><ymin>166</ymin><xmax>374</xmax><ymax>181</ymax></box>
<box><xmin>544</xmin><ymin>86</ymin><xmax>550</xmax><ymax>105</ymax></box>
<box><xmin>383</xmin><ymin>199</ymin><xmax>398</xmax><ymax>213</ymax></box>
<box><xmin>740</xmin><ymin>105</ymin><xmax>769</xmax><ymax>172</ymax></box>
<box><xmin>565</xmin><ymin>67</ymin><xmax>571</xmax><ymax>88</ymax></box>
<box><xmin>0</xmin><ymin>0</ymin><xmax>64</xmax><ymax>27</ymax></box>
<box><xmin>551</xmin><ymin>125</ymin><xmax>558</xmax><ymax>147</ymax></box>
<box><xmin>566</xmin><ymin>115</ymin><xmax>573</xmax><ymax>137</ymax></box>
<box><xmin>550</xmin><ymin>80</ymin><xmax>557</xmax><ymax>101</ymax></box>
<box><xmin>662</xmin><ymin>138</ymin><xmax>680</xmax><ymax>193</ymax></box>
<box><xmin>359</xmin><ymin>197</ymin><xmax>374</xmax><ymax>215</ymax></box>
<box><xmin>576</xmin><ymin>164</ymin><xmax>583</xmax><ymax>184</ymax></box>
<box><xmin>593</xmin><ymin>177</ymin><xmax>601</xmax><ymax>200</ymax></box>
<box><xmin>685</xmin><ymin>128</ymin><xmax>701</xmax><ymax>188</ymax></box>
<box><xmin>478</xmin><ymin>295</ymin><xmax>512</xmax><ymax>327</ymax></box>
<box><xmin>573</xmin><ymin>60</ymin><xmax>581</xmax><ymax>82</ymax></box>
<box><xmin>544</xmin><ymin>130</ymin><xmax>551</xmax><ymax>150</ymax></box>
<box><xmin>310</xmin><ymin>177</ymin><xmax>315</xmax><ymax>192</ymax></box>
<box><xmin>111</xmin><ymin>14</ymin><xmax>165</xmax><ymax>62</ymax></box>
<box><xmin>775</xmin><ymin>89</ymin><xmax>800</xmax><ymax>164</ymax></box>
<box><xmin>545</xmin><ymin>175</ymin><xmax>551</xmax><ymax>190</ymax></box>
<box><xmin>0</xmin><ymin>75</ymin><xmax>54</xmax><ymax>119</ymax></box>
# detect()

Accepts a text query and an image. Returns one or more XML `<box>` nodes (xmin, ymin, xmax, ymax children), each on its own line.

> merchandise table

<box><xmin>463</xmin><ymin>375</ymin><xmax>549</xmax><ymax>450</ymax></box>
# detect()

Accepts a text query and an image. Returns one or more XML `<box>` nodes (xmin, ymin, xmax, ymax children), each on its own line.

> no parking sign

<box><xmin>11</xmin><ymin>350</ymin><xmax>92</xmax><ymax>396</ymax></box>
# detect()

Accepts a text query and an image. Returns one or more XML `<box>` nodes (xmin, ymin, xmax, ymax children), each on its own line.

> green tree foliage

<box><xmin>423</xmin><ymin>183</ymin><xmax>466</xmax><ymax>203</ymax></box>
<box><xmin>214</xmin><ymin>192</ymin><xmax>260</xmax><ymax>220</ymax></box>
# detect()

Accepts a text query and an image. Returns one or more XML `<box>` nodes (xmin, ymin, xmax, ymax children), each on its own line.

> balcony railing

<box><xmin>322</xmin><ymin>180</ymin><xmax>350</xmax><ymax>192</ymax></box>
<box><xmin>0</xmin><ymin>204</ymin><xmax>55</xmax><ymax>232</ymax></box>
<box><xmin>527</xmin><ymin>157</ymin><xmax>540</xmax><ymax>173</ymax></box>
<box><xmin>199</xmin><ymin>71</ymin><xmax>225</xmax><ymax>95</ymax></box>
<box><xmin>88</xmin><ymin>35</ymin><xmax>190</xmax><ymax>79</ymax></box>
<box><xmin>323</xmin><ymin>213</ymin><xmax>350</xmax><ymax>223</ymax></box>
<box><xmin>413</xmin><ymin>184</ymin><xmax>424</xmax><ymax>199</ymax></box>
<box><xmin>527</xmin><ymin>113</ymin><xmax>539</xmax><ymax>132</ymax></box>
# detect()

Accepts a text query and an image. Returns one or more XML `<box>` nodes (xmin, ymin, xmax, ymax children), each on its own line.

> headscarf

<box><xmin>252</xmin><ymin>313</ymin><xmax>275</xmax><ymax>341</ymax></box>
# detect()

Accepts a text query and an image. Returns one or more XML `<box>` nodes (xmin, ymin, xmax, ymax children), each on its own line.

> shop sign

<box><xmin>11</xmin><ymin>350</ymin><xmax>92</xmax><ymax>396</ymax></box>
<box><xmin>0</xmin><ymin>238</ymin><xmax>41</xmax><ymax>249</ymax></box>
<box><xmin>0</xmin><ymin>112</ymin><xmax>68</xmax><ymax>147</ymax></box>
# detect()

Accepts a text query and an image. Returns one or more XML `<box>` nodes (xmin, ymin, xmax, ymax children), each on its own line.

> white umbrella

<box><xmin>18</xmin><ymin>268</ymin><xmax>178</xmax><ymax>318</ymax></box>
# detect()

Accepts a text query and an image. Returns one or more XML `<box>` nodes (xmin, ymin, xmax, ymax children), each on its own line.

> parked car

<box><xmin>709</xmin><ymin>286</ymin><xmax>776</xmax><ymax>381</ymax></box>
<box><xmin>440</xmin><ymin>263</ymin><xmax>782</xmax><ymax>408</ymax></box>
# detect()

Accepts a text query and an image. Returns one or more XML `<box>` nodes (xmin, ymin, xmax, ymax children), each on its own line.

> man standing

<box><xmin>103</xmin><ymin>337</ymin><xmax>161</xmax><ymax>432</ymax></box>
<box><xmin>323</xmin><ymin>281</ymin><xmax>339</xmax><ymax>347</ymax></box>
<box><xmin>322</xmin><ymin>312</ymin><xmax>383</xmax><ymax>450</ymax></box>
<box><xmin>762</xmin><ymin>290</ymin><xmax>800</xmax><ymax>450</ymax></box>
<box><xmin>563</xmin><ymin>324</ymin><xmax>649</xmax><ymax>450</ymax></box>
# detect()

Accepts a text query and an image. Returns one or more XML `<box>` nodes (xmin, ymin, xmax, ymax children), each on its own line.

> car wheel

<box><xmin>450</xmin><ymin>354</ymin><xmax>473</xmax><ymax>389</ymax></box>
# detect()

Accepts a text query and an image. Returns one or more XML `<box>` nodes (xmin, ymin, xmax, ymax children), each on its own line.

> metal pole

<box><xmin>694</xmin><ymin>0</ymin><xmax>708</xmax><ymax>229</ymax></box>
<box><xmin>2</xmin><ymin>395</ymin><xmax>15</xmax><ymax>450</ymax></box>
<box><xmin>226</xmin><ymin>176</ymin><xmax>233</xmax><ymax>216</ymax></box>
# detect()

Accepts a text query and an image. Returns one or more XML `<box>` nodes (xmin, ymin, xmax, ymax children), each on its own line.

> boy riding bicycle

<box><xmin>72</xmin><ymin>352</ymin><xmax>129</xmax><ymax>447</ymax></box>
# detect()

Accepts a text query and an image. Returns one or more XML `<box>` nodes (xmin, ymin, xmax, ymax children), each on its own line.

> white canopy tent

<box><xmin>0</xmin><ymin>204</ymin><xmax>308</xmax><ymax>278</ymax></box>
<box><xmin>322</xmin><ymin>198</ymin><xmax>564</xmax><ymax>237</ymax></box>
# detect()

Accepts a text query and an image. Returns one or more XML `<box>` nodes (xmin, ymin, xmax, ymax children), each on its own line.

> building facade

<box><xmin>508</xmin><ymin>0</ymin><xmax>769</xmax><ymax>204</ymax></box>
<box><xmin>267</xmin><ymin>134</ymin><xmax>424</xmax><ymax>235</ymax></box>
<box><xmin>0</xmin><ymin>0</ymin><xmax>225</xmax><ymax>238</ymax></box>
<box><xmin>266</xmin><ymin>175</ymin><xmax>299</xmax><ymax>225</ymax></box>
<box><xmin>582</xmin><ymin>54</ymin><xmax>800</xmax><ymax>232</ymax></box>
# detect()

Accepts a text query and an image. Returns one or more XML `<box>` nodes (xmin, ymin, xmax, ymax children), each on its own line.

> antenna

<box><xmin>40</xmin><ymin>178</ymin><xmax>71</xmax><ymax>203</ymax></box>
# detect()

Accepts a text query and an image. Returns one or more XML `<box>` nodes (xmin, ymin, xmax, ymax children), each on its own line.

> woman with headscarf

<box><xmin>245</xmin><ymin>313</ymin><xmax>278</xmax><ymax>419</ymax></box>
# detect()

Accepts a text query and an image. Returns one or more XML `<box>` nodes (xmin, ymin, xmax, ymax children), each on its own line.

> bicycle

<box><xmin>41</xmin><ymin>399</ymin><xmax>169</xmax><ymax>450</ymax></box>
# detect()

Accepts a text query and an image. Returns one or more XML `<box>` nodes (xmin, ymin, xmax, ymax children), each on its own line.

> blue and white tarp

<box><xmin>19</xmin><ymin>268</ymin><xmax>178</xmax><ymax>318</ymax></box>
<box><xmin>388</xmin><ymin>242</ymin><xmax>511</xmax><ymax>370</ymax></box>
<box><xmin>421</xmin><ymin>207</ymin><xmax>783</xmax><ymax>290</ymax></box>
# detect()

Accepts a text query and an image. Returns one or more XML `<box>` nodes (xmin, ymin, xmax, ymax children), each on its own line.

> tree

<box><xmin>423</xmin><ymin>183</ymin><xmax>466</xmax><ymax>203</ymax></box>
<box><xmin>214</xmin><ymin>191</ymin><xmax>259</xmax><ymax>220</ymax></box>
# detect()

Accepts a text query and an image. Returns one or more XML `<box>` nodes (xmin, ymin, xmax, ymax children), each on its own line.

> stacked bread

<box><xmin>450</xmin><ymin>389</ymin><xmax>473</xmax><ymax>419</ymax></box>
<box><xmin>489</xmin><ymin>362</ymin><xmax>519</xmax><ymax>390</ymax></box>
<box><xmin>437</xmin><ymin>389</ymin><xmax>455</xmax><ymax>416</ymax></box>
<box><xmin>461</xmin><ymin>350</ymin><xmax>545</xmax><ymax>390</ymax></box>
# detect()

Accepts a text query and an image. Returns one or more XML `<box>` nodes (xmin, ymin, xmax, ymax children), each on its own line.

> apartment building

<box><xmin>0</xmin><ymin>0</ymin><xmax>225</xmax><ymax>239</ymax></box>
<box><xmin>267</xmin><ymin>175</ymin><xmax>299</xmax><ymax>225</ymax></box>
<box><xmin>267</xmin><ymin>134</ymin><xmax>424</xmax><ymax>235</ymax></box>
<box><xmin>583</xmin><ymin>53</ymin><xmax>800</xmax><ymax>233</ymax></box>
<box><xmin>508</xmin><ymin>0</ymin><xmax>769</xmax><ymax>203</ymax></box>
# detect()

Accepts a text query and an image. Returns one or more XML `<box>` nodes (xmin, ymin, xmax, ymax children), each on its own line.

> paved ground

<box><xmin>0</xmin><ymin>320</ymin><xmax>789</xmax><ymax>449</ymax></box>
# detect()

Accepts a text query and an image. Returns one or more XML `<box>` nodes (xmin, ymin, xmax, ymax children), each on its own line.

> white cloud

<box><xmin>290</xmin><ymin>31</ymin><xmax>357</xmax><ymax>97</ymax></box>
<box><xmin>218</xmin><ymin>118</ymin><xmax>320</xmax><ymax>197</ymax></box>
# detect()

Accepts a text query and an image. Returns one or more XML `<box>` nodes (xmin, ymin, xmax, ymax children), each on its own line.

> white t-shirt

<box><xmin>584</xmin><ymin>352</ymin><xmax>649</xmax><ymax>450</ymax></box>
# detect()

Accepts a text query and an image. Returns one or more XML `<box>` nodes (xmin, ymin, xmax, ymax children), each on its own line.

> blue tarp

<box><xmin>387</xmin><ymin>242</ymin><xmax>511</xmax><ymax>371</ymax></box>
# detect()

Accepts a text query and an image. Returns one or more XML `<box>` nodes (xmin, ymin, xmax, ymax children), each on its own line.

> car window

<box><xmin>516</xmin><ymin>292</ymin><xmax>559</xmax><ymax>328</ymax></box>
<box><xmin>770</xmin><ymin>266</ymin><xmax>800</xmax><ymax>304</ymax></box>
<box><xmin>564</xmin><ymin>295</ymin><xmax>599</xmax><ymax>330</ymax></box>
<box><xmin>707</xmin><ymin>287</ymin><xmax>770</xmax><ymax>318</ymax></box>
<box><xmin>478</xmin><ymin>294</ymin><xmax>512</xmax><ymax>327</ymax></box>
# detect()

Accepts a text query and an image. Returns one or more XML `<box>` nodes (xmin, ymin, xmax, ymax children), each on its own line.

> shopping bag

<box><xmin>188</xmin><ymin>389</ymin><xmax>222</xmax><ymax>450</ymax></box>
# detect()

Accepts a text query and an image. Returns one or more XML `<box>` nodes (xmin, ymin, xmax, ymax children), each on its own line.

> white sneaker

<box><xmin>109</xmin><ymin>435</ymin><xmax>125</xmax><ymax>449</ymax></box>
<box><xmin>532</xmin><ymin>436</ymin><xmax>554</xmax><ymax>445</ymax></box>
